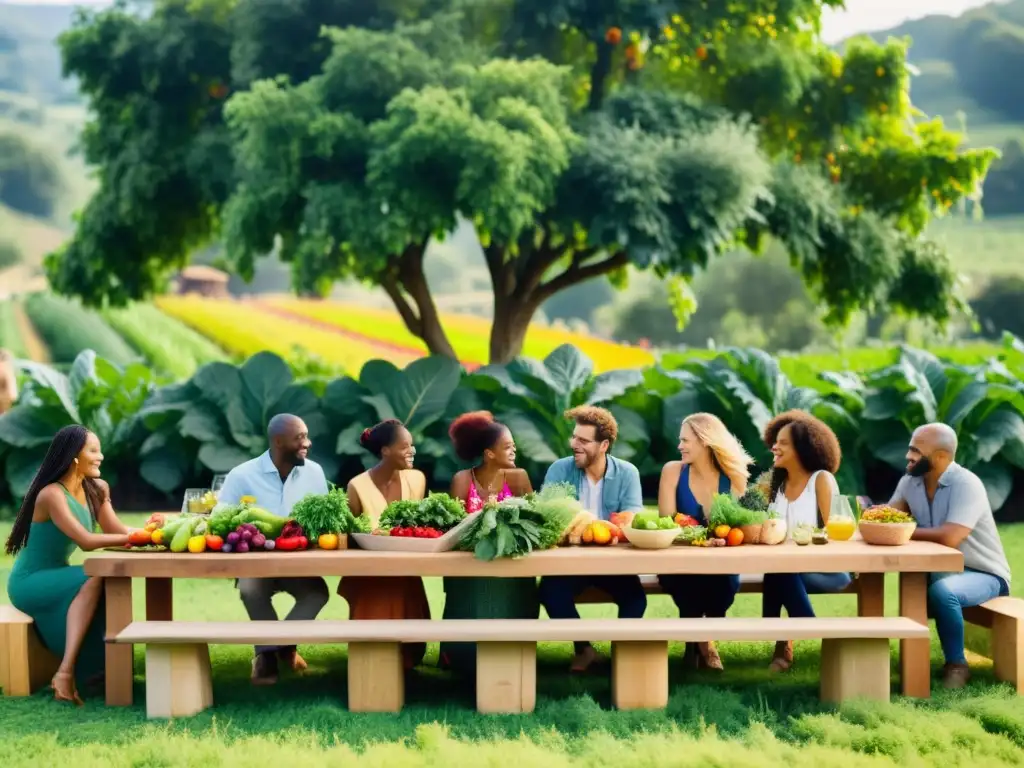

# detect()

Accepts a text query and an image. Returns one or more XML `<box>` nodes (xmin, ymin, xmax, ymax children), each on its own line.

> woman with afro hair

<box><xmin>337</xmin><ymin>419</ymin><xmax>431</xmax><ymax>669</ymax></box>
<box><xmin>439</xmin><ymin>411</ymin><xmax>536</xmax><ymax>674</ymax></box>
<box><xmin>761</xmin><ymin>409</ymin><xmax>852</xmax><ymax>671</ymax></box>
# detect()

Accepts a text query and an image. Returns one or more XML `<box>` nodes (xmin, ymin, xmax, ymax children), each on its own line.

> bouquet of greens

<box><xmin>459</xmin><ymin>483</ymin><xmax>580</xmax><ymax>561</ymax></box>
<box><xmin>378</xmin><ymin>493</ymin><xmax>466</xmax><ymax>532</ymax></box>
<box><xmin>708</xmin><ymin>493</ymin><xmax>767</xmax><ymax>529</ymax></box>
<box><xmin>290</xmin><ymin>486</ymin><xmax>369</xmax><ymax>539</ymax></box>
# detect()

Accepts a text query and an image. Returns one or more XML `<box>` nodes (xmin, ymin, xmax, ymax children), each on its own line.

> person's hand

<box><xmin>144</xmin><ymin>513</ymin><xmax>165</xmax><ymax>529</ymax></box>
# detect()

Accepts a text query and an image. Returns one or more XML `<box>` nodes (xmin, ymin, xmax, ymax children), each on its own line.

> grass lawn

<box><xmin>0</xmin><ymin>515</ymin><xmax>1022</xmax><ymax>766</ymax></box>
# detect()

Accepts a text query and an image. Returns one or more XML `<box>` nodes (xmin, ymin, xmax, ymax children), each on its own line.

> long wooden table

<box><xmin>84</xmin><ymin>539</ymin><xmax>963</xmax><ymax>707</ymax></box>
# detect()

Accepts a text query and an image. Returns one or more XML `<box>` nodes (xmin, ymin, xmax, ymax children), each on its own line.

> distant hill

<box><xmin>0</xmin><ymin>2</ymin><xmax>81</xmax><ymax>104</ymax></box>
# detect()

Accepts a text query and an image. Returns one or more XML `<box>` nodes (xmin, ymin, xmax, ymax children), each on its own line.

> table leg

<box><xmin>899</xmin><ymin>572</ymin><xmax>930</xmax><ymax>698</ymax></box>
<box><xmin>146</xmin><ymin>578</ymin><xmax>173</xmax><ymax>621</ymax></box>
<box><xmin>105</xmin><ymin>577</ymin><xmax>134</xmax><ymax>706</ymax></box>
<box><xmin>858</xmin><ymin>573</ymin><xmax>885</xmax><ymax>617</ymax></box>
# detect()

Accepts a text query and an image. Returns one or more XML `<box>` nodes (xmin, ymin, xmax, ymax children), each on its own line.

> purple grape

<box><xmin>264</xmin><ymin>539</ymin><xmax>276</xmax><ymax>551</ymax></box>
<box><xmin>222</xmin><ymin>543</ymin><xmax>233</xmax><ymax>553</ymax></box>
<box><xmin>243</xmin><ymin>524</ymin><xmax>258</xmax><ymax>535</ymax></box>
<box><xmin>226</xmin><ymin>532</ymin><xmax>240</xmax><ymax>545</ymax></box>
<box><xmin>252</xmin><ymin>534</ymin><xmax>266</xmax><ymax>548</ymax></box>
<box><xmin>236</xmin><ymin>541</ymin><xmax>250</xmax><ymax>553</ymax></box>
<box><xmin>241</xmin><ymin>529</ymin><xmax>253</xmax><ymax>542</ymax></box>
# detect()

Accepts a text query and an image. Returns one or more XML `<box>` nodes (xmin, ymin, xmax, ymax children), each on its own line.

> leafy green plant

<box><xmin>859</xmin><ymin>346</ymin><xmax>1024</xmax><ymax>509</ymax></box>
<box><xmin>290</xmin><ymin>486</ymin><xmax>363</xmax><ymax>537</ymax></box>
<box><xmin>23</xmin><ymin>293</ymin><xmax>136</xmax><ymax>366</ymax></box>
<box><xmin>0</xmin><ymin>350</ymin><xmax>156</xmax><ymax>497</ymax></box>
<box><xmin>101</xmin><ymin>303</ymin><xmax>225</xmax><ymax>379</ymax></box>
<box><xmin>707</xmin><ymin>493</ymin><xmax>766</xmax><ymax>528</ymax></box>
<box><xmin>379</xmin><ymin>493</ymin><xmax>466</xmax><ymax>531</ymax></box>
<box><xmin>459</xmin><ymin>485</ymin><xmax>578</xmax><ymax>561</ymax></box>
<box><xmin>466</xmin><ymin>344</ymin><xmax>650</xmax><ymax>476</ymax></box>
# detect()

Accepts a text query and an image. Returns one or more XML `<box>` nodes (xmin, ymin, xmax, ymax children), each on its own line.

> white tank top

<box><xmin>772</xmin><ymin>471</ymin><xmax>838</xmax><ymax>529</ymax></box>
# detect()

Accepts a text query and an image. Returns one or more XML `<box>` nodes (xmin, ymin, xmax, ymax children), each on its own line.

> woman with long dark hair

<box><xmin>6</xmin><ymin>425</ymin><xmax>131</xmax><ymax>703</ymax></box>
<box><xmin>337</xmin><ymin>419</ymin><xmax>431</xmax><ymax>669</ymax></box>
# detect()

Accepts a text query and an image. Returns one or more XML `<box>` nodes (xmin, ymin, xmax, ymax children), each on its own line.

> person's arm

<box><xmin>887</xmin><ymin>477</ymin><xmax>911</xmax><ymax>513</ymax></box>
<box><xmin>216</xmin><ymin>469</ymin><xmax>244</xmax><ymax>506</ymax></box>
<box><xmin>40</xmin><ymin>486</ymin><xmax>129</xmax><ymax>551</ymax></box>
<box><xmin>657</xmin><ymin>462</ymin><xmax>680</xmax><ymax>517</ymax></box>
<box><xmin>346</xmin><ymin>480</ymin><xmax>363</xmax><ymax>517</ymax></box>
<box><xmin>815</xmin><ymin>472</ymin><xmax>836</xmax><ymax>526</ymax></box>
<box><xmin>509</xmin><ymin>468</ymin><xmax>533</xmax><ymax>496</ymax></box>
<box><xmin>620</xmin><ymin>463</ymin><xmax>645</xmax><ymax>514</ymax></box>
<box><xmin>449</xmin><ymin>470</ymin><xmax>471</xmax><ymax>502</ymax></box>
<box><xmin>93</xmin><ymin>480</ymin><xmax>129</xmax><ymax>535</ymax></box>
<box><xmin>911</xmin><ymin>478</ymin><xmax>984</xmax><ymax>549</ymax></box>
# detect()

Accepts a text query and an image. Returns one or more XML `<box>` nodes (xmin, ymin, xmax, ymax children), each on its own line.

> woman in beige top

<box><xmin>0</xmin><ymin>349</ymin><xmax>17</xmax><ymax>415</ymax></box>
<box><xmin>337</xmin><ymin>419</ymin><xmax>431</xmax><ymax>670</ymax></box>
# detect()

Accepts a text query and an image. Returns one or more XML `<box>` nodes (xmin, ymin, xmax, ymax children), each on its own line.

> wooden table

<box><xmin>84</xmin><ymin>539</ymin><xmax>962</xmax><ymax>707</ymax></box>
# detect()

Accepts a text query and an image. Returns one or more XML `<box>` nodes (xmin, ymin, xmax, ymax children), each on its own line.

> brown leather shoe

<box><xmin>769</xmin><ymin>640</ymin><xmax>793</xmax><ymax>672</ymax></box>
<box><xmin>280</xmin><ymin>648</ymin><xmax>308</xmax><ymax>672</ymax></box>
<box><xmin>697</xmin><ymin>641</ymin><xmax>725</xmax><ymax>671</ymax></box>
<box><xmin>942</xmin><ymin>663</ymin><xmax>970</xmax><ymax>689</ymax></box>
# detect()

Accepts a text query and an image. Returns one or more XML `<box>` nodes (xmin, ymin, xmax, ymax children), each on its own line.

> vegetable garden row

<box><xmin>2</xmin><ymin>337</ymin><xmax>1024</xmax><ymax>520</ymax></box>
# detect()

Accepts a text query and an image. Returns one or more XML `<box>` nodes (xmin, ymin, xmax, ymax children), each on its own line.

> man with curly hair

<box><xmin>889</xmin><ymin>422</ymin><xmax>1011</xmax><ymax>689</ymax></box>
<box><xmin>537</xmin><ymin>406</ymin><xmax>647</xmax><ymax>673</ymax></box>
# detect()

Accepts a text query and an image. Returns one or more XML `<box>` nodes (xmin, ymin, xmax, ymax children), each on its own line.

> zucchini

<box><xmin>170</xmin><ymin>518</ymin><xmax>198</xmax><ymax>553</ymax></box>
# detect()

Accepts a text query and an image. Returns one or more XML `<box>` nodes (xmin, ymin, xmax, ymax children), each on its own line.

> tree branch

<box><xmin>534</xmin><ymin>250</ymin><xmax>629</xmax><ymax>302</ymax></box>
<box><xmin>395</xmin><ymin>239</ymin><xmax>457</xmax><ymax>359</ymax></box>
<box><xmin>381</xmin><ymin>274</ymin><xmax>422</xmax><ymax>336</ymax></box>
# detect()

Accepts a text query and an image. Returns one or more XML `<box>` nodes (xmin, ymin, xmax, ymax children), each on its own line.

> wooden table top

<box><xmin>83</xmin><ymin>539</ymin><xmax>963</xmax><ymax>579</ymax></box>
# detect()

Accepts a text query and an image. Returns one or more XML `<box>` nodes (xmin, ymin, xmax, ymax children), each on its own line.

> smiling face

<box><xmin>905</xmin><ymin>427</ymin><xmax>947</xmax><ymax>478</ymax></box>
<box><xmin>678</xmin><ymin>422</ymin><xmax>710</xmax><ymax>466</ymax></box>
<box><xmin>276</xmin><ymin>418</ymin><xmax>311</xmax><ymax>466</ymax></box>
<box><xmin>771</xmin><ymin>423</ymin><xmax>798</xmax><ymax>471</ymax></box>
<box><xmin>382</xmin><ymin>425</ymin><xmax>416</xmax><ymax>469</ymax></box>
<box><xmin>484</xmin><ymin>428</ymin><xmax>517</xmax><ymax>469</ymax></box>
<box><xmin>76</xmin><ymin>431</ymin><xmax>104</xmax><ymax>478</ymax></box>
<box><xmin>570</xmin><ymin>424</ymin><xmax>607</xmax><ymax>469</ymax></box>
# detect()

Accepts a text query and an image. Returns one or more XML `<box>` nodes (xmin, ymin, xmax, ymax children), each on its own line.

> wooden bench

<box><xmin>964</xmin><ymin>596</ymin><xmax>1024</xmax><ymax>693</ymax></box>
<box><xmin>112</xmin><ymin>616</ymin><xmax>927</xmax><ymax>719</ymax></box>
<box><xmin>0</xmin><ymin>605</ymin><xmax>59</xmax><ymax>697</ymax></box>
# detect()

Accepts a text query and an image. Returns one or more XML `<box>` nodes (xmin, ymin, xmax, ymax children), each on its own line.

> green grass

<box><xmin>1</xmin><ymin>515</ymin><xmax>1022</xmax><ymax>765</ymax></box>
<box><xmin>100</xmin><ymin>303</ymin><xmax>226</xmax><ymax>379</ymax></box>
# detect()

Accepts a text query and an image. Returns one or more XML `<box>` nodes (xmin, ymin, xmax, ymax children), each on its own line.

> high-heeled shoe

<box><xmin>51</xmin><ymin>671</ymin><xmax>84</xmax><ymax>706</ymax></box>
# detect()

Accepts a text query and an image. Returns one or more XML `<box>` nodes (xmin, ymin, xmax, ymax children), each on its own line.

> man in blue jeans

<box><xmin>538</xmin><ymin>406</ymin><xmax>647</xmax><ymax>672</ymax></box>
<box><xmin>888</xmin><ymin>422</ymin><xmax>1012</xmax><ymax>689</ymax></box>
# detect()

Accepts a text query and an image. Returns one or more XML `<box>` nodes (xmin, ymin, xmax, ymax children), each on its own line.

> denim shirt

<box><xmin>542</xmin><ymin>456</ymin><xmax>644</xmax><ymax>520</ymax></box>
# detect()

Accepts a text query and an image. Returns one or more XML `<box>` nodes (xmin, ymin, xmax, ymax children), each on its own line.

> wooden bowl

<box><xmin>738</xmin><ymin>523</ymin><xmax>763</xmax><ymax>545</ymax></box>
<box><xmin>858</xmin><ymin>520</ymin><xmax>916</xmax><ymax>546</ymax></box>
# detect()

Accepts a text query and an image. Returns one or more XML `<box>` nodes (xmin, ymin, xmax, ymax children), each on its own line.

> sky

<box><xmin>1</xmin><ymin>0</ymin><xmax>1007</xmax><ymax>43</ymax></box>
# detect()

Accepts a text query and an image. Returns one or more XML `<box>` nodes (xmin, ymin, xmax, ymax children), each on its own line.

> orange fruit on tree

<box><xmin>713</xmin><ymin>524</ymin><xmax>731</xmax><ymax>539</ymax></box>
<box><xmin>726</xmin><ymin>528</ymin><xmax>745</xmax><ymax>546</ymax></box>
<box><xmin>605</xmin><ymin>26</ymin><xmax>622</xmax><ymax>45</ymax></box>
<box><xmin>696</xmin><ymin>45</ymin><xmax>708</xmax><ymax>61</ymax></box>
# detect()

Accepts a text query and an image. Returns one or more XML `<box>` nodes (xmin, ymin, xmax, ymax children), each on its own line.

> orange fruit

<box><xmin>696</xmin><ymin>45</ymin><xmax>708</xmax><ymax>60</ymax></box>
<box><xmin>582</xmin><ymin>525</ymin><xmax>595</xmax><ymax>544</ymax></box>
<box><xmin>150</xmin><ymin>529</ymin><xmax>165</xmax><ymax>545</ymax></box>
<box><xmin>592</xmin><ymin>523</ymin><xmax>612</xmax><ymax>545</ymax></box>
<box><xmin>726</xmin><ymin>528</ymin><xmax>745</xmax><ymax>546</ymax></box>
<box><xmin>128</xmin><ymin>529</ymin><xmax>152</xmax><ymax>547</ymax></box>
<box><xmin>605</xmin><ymin>27</ymin><xmax>622</xmax><ymax>45</ymax></box>
<box><xmin>714</xmin><ymin>525</ymin><xmax>731</xmax><ymax>539</ymax></box>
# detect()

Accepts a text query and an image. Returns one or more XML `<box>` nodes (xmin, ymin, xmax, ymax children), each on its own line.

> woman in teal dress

<box><xmin>6</xmin><ymin>425</ymin><xmax>131</xmax><ymax>704</ymax></box>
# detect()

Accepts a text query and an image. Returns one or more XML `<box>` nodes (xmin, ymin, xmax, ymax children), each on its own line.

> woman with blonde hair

<box><xmin>0</xmin><ymin>348</ymin><xmax>17</xmax><ymax>415</ymax></box>
<box><xmin>656</xmin><ymin>413</ymin><xmax>753</xmax><ymax>670</ymax></box>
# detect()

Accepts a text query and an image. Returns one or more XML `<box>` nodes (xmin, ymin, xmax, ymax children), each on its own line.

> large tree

<box><xmin>48</xmin><ymin>0</ymin><xmax>996</xmax><ymax>363</ymax></box>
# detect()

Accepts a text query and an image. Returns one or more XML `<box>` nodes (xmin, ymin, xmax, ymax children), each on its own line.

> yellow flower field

<box><xmin>263</xmin><ymin>297</ymin><xmax>656</xmax><ymax>371</ymax></box>
<box><xmin>155</xmin><ymin>296</ymin><xmax>416</xmax><ymax>373</ymax></box>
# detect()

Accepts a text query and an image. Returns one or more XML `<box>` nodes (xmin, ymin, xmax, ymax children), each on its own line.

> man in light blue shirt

<box><xmin>218</xmin><ymin>413</ymin><xmax>330</xmax><ymax>685</ymax></box>
<box><xmin>537</xmin><ymin>406</ymin><xmax>646</xmax><ymax>673</ymax></box>
<box><xmin>888</xmin><ymin>422</ymin><xmax>1012</xmax><ymax>690</ymax></box>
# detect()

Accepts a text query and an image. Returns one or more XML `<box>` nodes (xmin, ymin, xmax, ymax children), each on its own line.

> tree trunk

<box><xmin>489</xmin><ymin>296</ymin><xmax>537</xmax><ymax>365</ymax></box>
<box><xmin>587</xmin><ymin>40</ymin><xmax>614</xmax><ymax>112</ymax></box>
<box><xmin>381</xmin><ymin>242</ymin><xmax>458</xmax><ymax>360</ymax></box>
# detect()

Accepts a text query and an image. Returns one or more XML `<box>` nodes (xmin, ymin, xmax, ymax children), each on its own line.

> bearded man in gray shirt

<box><xmin>888</xmin><ymin>423</ymin><xmax>1012</xmax><ymax>689</ymax></box>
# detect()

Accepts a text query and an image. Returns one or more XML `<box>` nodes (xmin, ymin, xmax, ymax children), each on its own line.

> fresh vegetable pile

<box><xmin>862</xmin><ymin>506</ymin><xmax>915</xmax><ymax>524</ymax></box>
<box><xmin>678</xmin><ymin>524</ymin><xmax>725</xmax><ymax>547</ymax></box>
<box><xmin>460</xmin><ymin>483</ymin><xmax>578</xmax><ymax>561</ymax></box>
<box><xmin>290</xmin><ymin>486</ymin><xmax>368</xmax><ymax>538</ymax></box>
<box><xmin>375</xmin><ymin>493</ymin><xmax>466</xmax><ymax>535</ymax></box>
<box><xmin>223</xmin><ymin>522</ymin><xmax>275</xmax><ymax>553</ymax></box>
<box><xmin>707</xmin><ymin>493</ymin><xmax>767</xmax><ymax>529</ymax></box>
<box><xmin>209</xmin><ymin>501</ymin><xmax>288</xmax><ymax>539</ymax></box>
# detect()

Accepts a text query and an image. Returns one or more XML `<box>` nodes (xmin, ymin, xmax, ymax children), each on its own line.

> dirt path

<box><xmin>12</xmin><ymin>300</ymin><xmax>49</xmax><ymax>363</ymax></box>
<box><xmin>252</xmin><ymin>301</ymin><xmax>481</xmax><ymax>370</ymax></box>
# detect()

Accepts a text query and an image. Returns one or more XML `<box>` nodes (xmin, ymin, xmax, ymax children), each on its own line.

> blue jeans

<box><xmin>928</xmin><ymin>569</ymin><xmax>1010</xmax><ymax>664</ymax></box>
<box><xmin>539</xmin><ymin>575</ymin><xmax>647</xmax><ymax>655</ymax></box>
<box><xmin>762</xmin><ymin>572</ymin><xmax>853</xmax><ymax>618</ymax></box>
<box><xmin>658</xmin><ymin>574</ymin><xmax>740</xmax><ymax>618</ymax></box>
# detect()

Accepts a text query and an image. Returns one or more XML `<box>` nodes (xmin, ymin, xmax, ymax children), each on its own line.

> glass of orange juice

<box><xmin>826</xmin><ymin>495</ymin><xmax>857</xmax><ymax>541</ymax></box>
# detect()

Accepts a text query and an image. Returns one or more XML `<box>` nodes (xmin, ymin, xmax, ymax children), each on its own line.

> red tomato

<box><xmin>295</xmin><ymin>536</ymin><xmax>308</xmax><ymax>550</ymax></box>
<box><xmin>205</xmin><ymin>535</ymin><xmax>224</xmax><ymax>551</ymax></box>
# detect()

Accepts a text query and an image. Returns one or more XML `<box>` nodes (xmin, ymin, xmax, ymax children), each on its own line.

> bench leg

<box><xmin>820</xmin><ymin>638</ymin><xmax>891</xmax><ymax>704</ymax></box>
<box><xmin>611</xmin><ymin>640</ymin><xmax>668</xmax><ymax>710</ymax></box>
<box><xmin>476</xmin><ymin>641</ymin><xmax>536</xmax><ymax>714</ymax></box>
<box><xmin>348</xmin><ymin>642</ymin><xmax>403</xmax><ymax>712</ymax></box>
<box><xmin>899</xmin><ymin>572</ymin><xmax>930</xmax><ymax>698</ymax></box>
<box><xmin>105</xmin><ymin>577</ymin><xmax>135</xmax><ymax>706</ymax></box>
<box><xmin>857</xmin><ymin>573</ymin><xmax>885</xmax><ymax>617</ymax></box>
<box><xmin>991</xmin><ymin>614</ymin><xmax>1022</xmax><ymax>694</ymax></box>
<box><xmin>2</xmin><ymin>622</ymin><xmax>59</xmax><ymax>697</ymax></box>
<box><xmin>145</xmin><ymin>644</ymin><xmax>213</xmax><ymax>719</ymax></box>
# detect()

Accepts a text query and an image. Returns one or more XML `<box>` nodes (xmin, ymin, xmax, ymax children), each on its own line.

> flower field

<box><xmin>155</xmin><ymin>295</ymin><xmax>416</xmax><ymax>373</ymax></box>
<box><xmin>262</xmin><ymin>297</ymin><xmax>657</xmax><ymax>372</ymax></box>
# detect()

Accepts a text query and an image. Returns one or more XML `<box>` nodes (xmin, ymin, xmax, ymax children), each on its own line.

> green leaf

<box><xmin>5</xmin><ymin>446</ymin><xmax>46</xmax><ymax>499</ymax></box>
<box><xmin>588</xmin><ymin>369</ymin><xmax>644</xmax><ymax>405</ymax></box>
<box><xmin>974</xmin><ymin>460</ymin><xmax>1014</xmax><ymax>512</ymax></box>
<box><xmin>544</xmin><ymin>344</ymin><xmax>593</xmax><ymax>395</ymax></box>
<box><xmin>140</xmin><ymin>452</ymin><xmax>188</xmax><ymax>494</ymax></box>
<box><xmin>973</xmin><ymin>409</ymin><xmax>1024</xmax><ymax>464</ymax></box>
<box><xmin>197</xmin><ymin>443</ymin><xmax>254</xmax><ymax>473</ymax></box>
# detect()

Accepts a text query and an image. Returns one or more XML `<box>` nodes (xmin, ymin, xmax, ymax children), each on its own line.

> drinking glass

<box><xmin>826</xmin><ymin>495</ymin><xmax>857</xmax><ymax>541</ymax></box>
<box><xmin>183</xmin><ymin>488</ymin><xmax>208</xmax><ymax>515</ymax></box>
